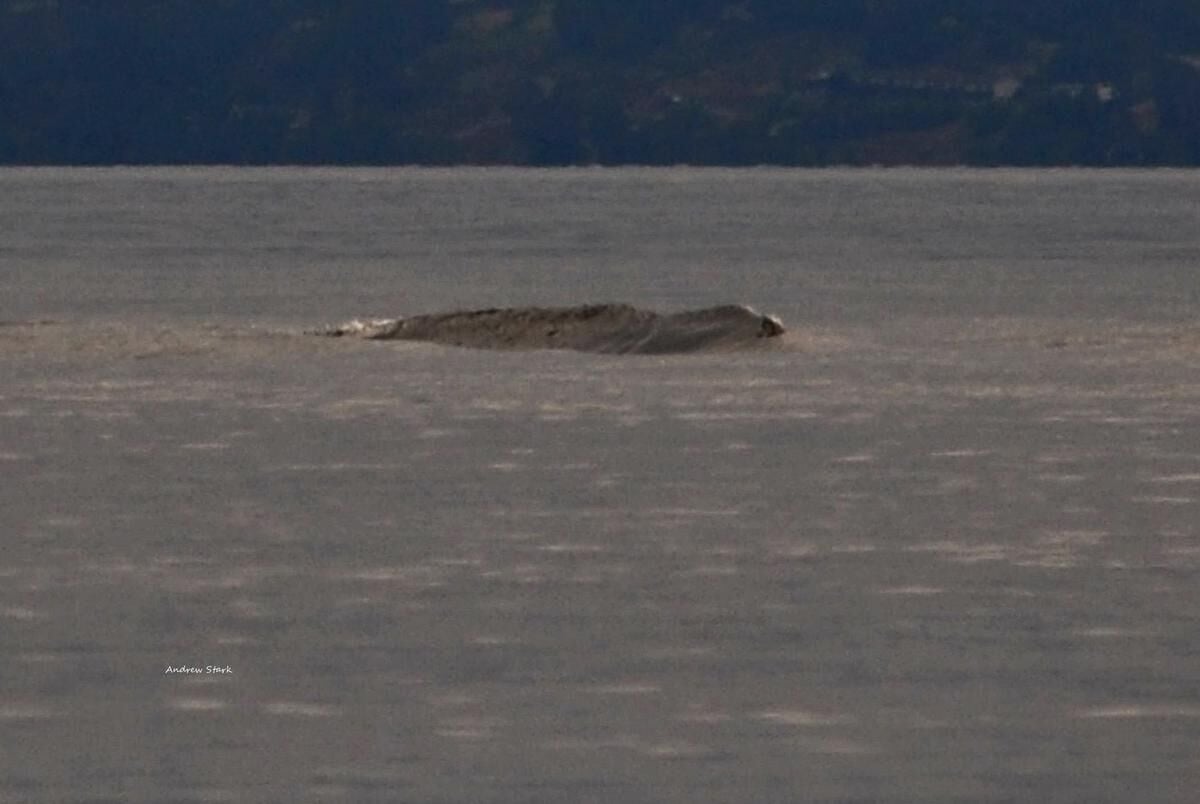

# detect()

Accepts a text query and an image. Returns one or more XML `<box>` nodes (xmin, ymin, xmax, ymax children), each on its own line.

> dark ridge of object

<box><xmin>313</xmin><ymin>304</ymin><xmax>786</xmax><ymax>354</ymax></box>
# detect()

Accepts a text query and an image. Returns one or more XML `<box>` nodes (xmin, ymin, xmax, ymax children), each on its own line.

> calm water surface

<box><xmin>1</xmin><ymin>168</ymin><xmax>1199</xmax><ymax>802</ymax></box>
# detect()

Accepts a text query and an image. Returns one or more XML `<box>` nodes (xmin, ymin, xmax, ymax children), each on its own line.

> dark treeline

<box><xmin>3</xmin><ymin>0</ymin><xmax>1200</xmax><ymax>165</ymax></box>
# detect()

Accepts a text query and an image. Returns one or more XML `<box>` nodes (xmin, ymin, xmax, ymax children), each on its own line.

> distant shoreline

<box><xmin>3</xmin><ymin>2</ymin><xmax>1198</xmax><ymax>168</ymax></box>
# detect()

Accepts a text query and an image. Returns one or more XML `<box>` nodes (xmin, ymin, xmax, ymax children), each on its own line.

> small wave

<box><xmin>311</xmin><ymin>303</ymin><xmax>786</xmax><ymax>355</ymax></box>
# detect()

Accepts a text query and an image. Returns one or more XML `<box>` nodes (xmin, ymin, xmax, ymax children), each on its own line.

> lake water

<box><xmin>2</xmin><ymin>167</ymin><xmax>1199</xmax><ymax>802</ymax></box>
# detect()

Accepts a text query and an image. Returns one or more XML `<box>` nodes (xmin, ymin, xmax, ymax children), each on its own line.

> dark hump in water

<box><xmin>316</xmin><ymin>303</ymin><xmax>786</xmax><ymax>355</ymax></box>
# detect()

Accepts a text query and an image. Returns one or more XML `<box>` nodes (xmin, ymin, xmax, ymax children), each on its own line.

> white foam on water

<box><xmin>166</xmin><ymin>698</ymin><xmax>229</xmax><ymax>713</ymax></box>
<box><xmin>1130</xmin><ymin>495</ymin><xmax>1195</xmax><ymax>505</ymax></box>
<box><xmin>588</xmin><ymin>682</ymin><xmax>662</xmax><ymax>696</ymax></box>
<box><xmin>1148</xmin><ymin>473</ymin><xmax>1200</xmax><ymax>483</ymax></box>
<box><xmin>1</xmin><ymin>606</ymin><xmax>45</xmax><ymax>621</ymax></box>
<box><xmin>1074</xmin><ymin>627</ymin><xmax>1156</xmax><ymax>639</ymax></box>
<box><xmin>261</xmin><ymin>701</ymin><xmax>341</xmax><ymax>717</ymax></box>
<box><xmin>435</xmin><ymin>716</ymin><xmax>505</xmax><ymax>740</ymax></box>
<box><xmin>641</xmin><ymin>740</ymin><xmax>720</xmax><ymax>759</ymax></box>
<box><xmin>1076</xmin><ymin>704</ymin><xmax>1200</xmax><ymax>720</ymax></box>
<box><xmin>0</xmin><ymin>704</ymin><xmax>56</xmax><ymax>721</ymax></box>
<box><xmin>834</xmin><ymin>453</ymin><xmax>877</xmax><ymax>463</ymax></box>
<box><xmin>754</xmin><ymin>709</ymin><xmax>852</xmax><ymax>727</ymax></box>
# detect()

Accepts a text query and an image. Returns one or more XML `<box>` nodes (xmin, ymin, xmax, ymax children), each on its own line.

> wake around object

<box><xmin>311</xmin><ymin>303</ymin><xmax>786</xmax><ymax>355</ymax></box>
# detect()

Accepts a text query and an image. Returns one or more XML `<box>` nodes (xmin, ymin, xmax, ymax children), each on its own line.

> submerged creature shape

<box><xmin>313</xmin><ymin>303</ymin><xmax>786</xmax><ymax>355</ymax></box>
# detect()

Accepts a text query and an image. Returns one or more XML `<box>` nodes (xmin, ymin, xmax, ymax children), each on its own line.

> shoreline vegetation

<box><xmin>2</xmin><ymin>0</ymin><xmax>1199</xmax><ymax>167</ymax></box>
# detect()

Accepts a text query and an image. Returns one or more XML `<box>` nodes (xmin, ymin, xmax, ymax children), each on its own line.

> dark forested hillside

<box><xmin>3</xmin><ymin>0</ymin><xmax>1200</xmax><ymax>165</ymax></box>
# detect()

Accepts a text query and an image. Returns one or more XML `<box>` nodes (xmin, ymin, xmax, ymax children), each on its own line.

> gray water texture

<box><xmin>2</xmin><ymin>168</ymin><xmax>1200</xmax><ymax>802</ymax></box>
